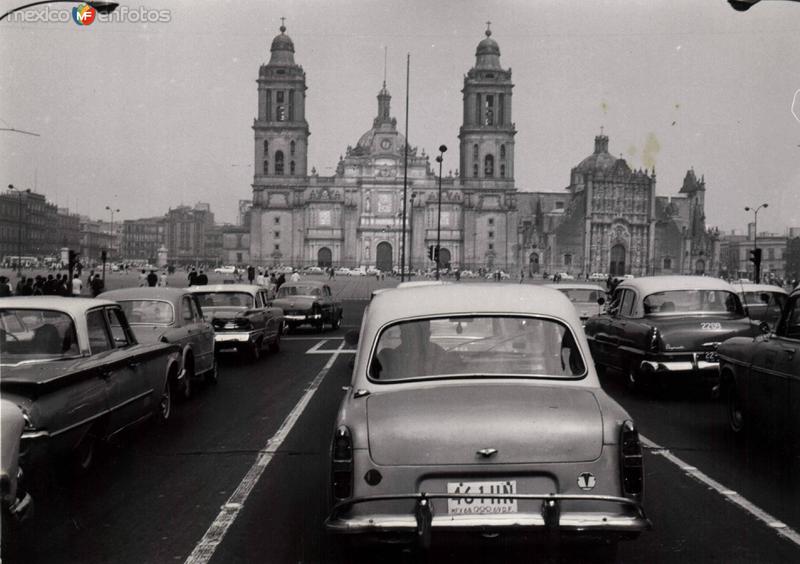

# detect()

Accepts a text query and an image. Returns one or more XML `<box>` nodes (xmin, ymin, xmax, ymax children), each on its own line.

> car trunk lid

<box><xmin>652</xmin><ymin>315</ymin><xmax>755</xmax><ymax>352</ymax></box>
<box><xmin>367</xmin><ymin>383</ymin><xmax>603</xmax><ymax>466</ymax></box>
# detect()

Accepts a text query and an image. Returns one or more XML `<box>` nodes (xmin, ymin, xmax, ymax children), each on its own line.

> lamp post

<box><xmin>744</xmin><ymin>203</ymin><xmax>768</xmax><ymax>282</ymax></box>
<box><xmin>408</xmin><ymin>192</ymin><xmax>417</xmax><ymax>276</ymax></box>
<box><xmin>0</xmin><ymin>1</ymin><xmax>118</xmax><ymax>21</ymax></box>
<box><xmin>435</xmin><ymin>145</ymin><xmax>447</xmax><ymax>281</ymax></box>
<box><xmin>8</xmin><ymin>184</ymin><xmax>31</xmax><ymax>276</ymax></box>
<box><xmin>105</xmin><ymin>205</ymin><xmax>119</xmax><ymax>259</ymax></box>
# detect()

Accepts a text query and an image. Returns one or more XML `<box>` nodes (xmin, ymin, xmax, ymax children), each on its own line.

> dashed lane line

<box><xmin>184</xmin><ymin>340</ymin><xmax>347</xmax><ymax>564</ymax></box>
<box><xmin>641</xmin><ymin>434</ymin><xmax>800</xmax><ymax>548</ymax></box>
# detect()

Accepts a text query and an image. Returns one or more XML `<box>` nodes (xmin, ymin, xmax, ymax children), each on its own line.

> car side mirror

<box><xmin>344</xmin><ymin>329</ymin><xmax>359</xmax><ymax>346</ymax></box>
<box><xmin>597</xmin><ymin>297</ymin><xmax>605</xmax><ymax>306</ymax></box>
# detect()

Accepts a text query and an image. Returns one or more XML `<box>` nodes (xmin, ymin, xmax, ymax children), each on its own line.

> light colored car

<box><xmin>590</xmin><ymin>272</ymin><xmax>608</xmax><ymax>281</ymax></box>
<box><xmin>556</xmin><ymin>272</ymin><xmax>576</xmax><ymax>281</ymax></box>
<box><xmin>0</xmin><ymin>298</ymin><xmax>181</xmax><ymax>474</ymax></box>
<box><xmin>335</xmin><ymin>267</ymin><xmax>353</xmax><ymax>276</ymax></box>
<box><xmin>732</xmin><ymin>283</ymin><xmax>788</xmax><ymax>329</ymax></box>
<box><xmin>271</xmin><ymin>281</ymin><xmax>342</xmax><ymax>332</ymax></box>
<box><xmin>99</xmin><ymin>287</ymin><xmax>218</xmax><ymax>394</ymax></box>
<box><xmin>213</xmin><ymin>265</ymin><xmax>237</xmax><ymax>275</ymax></box>
<box><xmin>326</xmin><ymin>284</ymin><xmax>649</xmax><ymax>557</ymax></box>
<box><xmin>303</xmin><ymin>266</ymin><xmax>324</xmax><ymax>275</ymax></box>
<box><xmin>547</xmin><ymin>283</ymin><xmax>606</xmax><ymax>324</ymax></box>
<box><xmin>188</xmin><ymin>284</ymin><xmax>283</xmax><ymax>361</ymax></box>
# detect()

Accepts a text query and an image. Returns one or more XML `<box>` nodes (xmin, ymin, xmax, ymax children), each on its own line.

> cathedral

<box><xmin>249</xmin><ymin>23</ymin><xmax>719</xmax><ymax>277</ymax></box>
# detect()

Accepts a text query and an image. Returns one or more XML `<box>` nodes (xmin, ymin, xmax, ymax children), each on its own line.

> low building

<box><xmin>121</xmin><ymin>217</ymin><xmax>166</xmax><ymax>263</ymax></box>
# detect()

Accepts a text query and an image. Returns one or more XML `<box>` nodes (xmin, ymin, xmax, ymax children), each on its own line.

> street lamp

<box><xmin>408</xmin><ymin>192</ymin><xmax>417</xmax><ymax>276</ymax></box>
<box><xmin>744</xmin><ymin>203</ymin><xmax>768</xmax><ymax>282</ymax></box>
<box><xmin>0</xmin><ymin>1</ymin><xmax>118</xmax><ymax>21</ymax></box>
<box><xmin>435</xmin><ymin>145</ymin><xmax>447</xmax><ymax>280</ymax></box>
<box><xmin>8</xmin><ymin>184</ymin><xmax>31</xmax><ymax>276</ymax></box>
<box><xmin>105</xmin><ymin>205</ymin><xmax>120</xmax><ymax>260</ymax></box>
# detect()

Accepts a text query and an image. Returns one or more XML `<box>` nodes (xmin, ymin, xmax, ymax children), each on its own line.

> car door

<box><xmin>250</xmin><ymin>291</ymin><xmax>268</xmax><ymax>339</ymax></box>
<box><xmin>323</xmin><ymin>285</ymin><xmax>340</xmax><ymax>320</ymax></box>
<box><xmin>607</xmin><ymin>289</ymin><xmax>637</xmax><ymax>371</ymax></box>
<box><xmin>179</xmin><ymin>295</ymin><xmax>202</xmax><ymax>371</ymax></box>
<box><xmin>749</xmin><ymin>331</ymin><xmax>790</xmax><ymax>437</ymax></box>
<box><xmin>189</xmin><ymin>295</ymin><xmax>215</xmax><ymax>373</ymax></box>
<box><xmin>586</xmin><ymin>290</ymin><xmax>620</xmax><ymax>368</ymax></box>
<box><xmin>774</xmin><ymin>294</ymin><xmax>800</xmax><ymax>439</ymax></box>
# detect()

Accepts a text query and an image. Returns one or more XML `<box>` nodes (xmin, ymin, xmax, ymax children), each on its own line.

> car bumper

<box><xmin>326</xmin><ymin>493</ymin><xmax>649</xmax><ymax>547</ymax></box>
<box><xmin>284</xmin><ymin>313</ymin><xmax>322</xmax><ymax>323</ymax></box>
<box><xmin>640</xmin><ymin>353</ymin><xmax>718</xmax><ymax>374</ymax></box>
<box><xmin>214</xmin><ymin>331</ymin><xmax>258</xmax><ymax>345</ymax></box>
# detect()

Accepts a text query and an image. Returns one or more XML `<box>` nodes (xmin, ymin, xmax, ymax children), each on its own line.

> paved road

<box><xmin>19</xmin><ymin>298</ymin><xmax>800</xmax><ymax>563</ymax></box>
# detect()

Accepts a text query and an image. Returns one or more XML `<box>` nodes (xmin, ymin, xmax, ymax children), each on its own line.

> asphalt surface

<box><xmin>14</xmin><ymin>296</ymin><xmax>800</xmax><ymax>564</ymax></box>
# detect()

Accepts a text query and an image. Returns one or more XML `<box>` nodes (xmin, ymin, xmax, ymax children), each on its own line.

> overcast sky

<box><xmin>1</xmin><ymin>0</ymin><xmax>798</xmax><ymax>233</ymax></box>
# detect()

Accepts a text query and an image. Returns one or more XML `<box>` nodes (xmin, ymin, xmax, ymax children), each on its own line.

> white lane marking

<box><xmin>641</xmin><ymin>434</ymin><xmax>800</xmax><ymax>547</ymax></box>
<box><xmin>184</xmin><ymin>341</ymin><xmax>346</xmax><ymax>564</ymax></box>
<box><xmin>306</xmin><ymin>339</ymin><xmax>328</xmax><ymax>353</ymax></box>
<box><xmin>283</xmin><ymin>336</ymin><xmax>344</xmax><ymax>341</ymax></box>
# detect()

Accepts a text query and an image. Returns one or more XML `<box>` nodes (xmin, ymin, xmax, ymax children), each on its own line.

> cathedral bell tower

<box><xmin>254</xmin><ymin>21</ymin><xmax>309</xmax><ymax>180</ymax></box>
<box><xmin>459</xmin><ymin>23</ymin><xmax>516</xmax><ymax>187</ymax></box>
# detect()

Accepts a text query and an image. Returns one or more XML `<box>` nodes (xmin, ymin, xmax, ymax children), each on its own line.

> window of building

<box><xmin>488</xmin><ymin>218</ymin><xmax>494</xmax><ymax>226</ymax></box>
<box><xmin>484</xmin><ymin>95</ymin><xmax>494</xmax><ymax>126</ymax></box>
<box><xmin>473</xmin><ymin>144</ymin><xmax>479</xmax><ymax>160</ymax></box>
<box><xmin>488</xmin><ymin>231</ymin><xmax>494</xmax><ymax>239</ymax></box>
<box><xmin>500</xmin><ymin>164</ymin><xmax>506</xmax><ymax>178</ymax></box>
<box><xmin>265</xmin><ymin>90</ymin><xmax>271</xmax><ymax>121</ymax></box>
<box><xmin>663</xmin><ymin>257</ymin><xmax>672</xmax><ymax>270</ymax></box>
<box><xmin>263</xmin><ymin>160</ymin><xmax>269</xmax><ymax>175</ymax></box>
<box><xmin>274</xmin><ymin>231</ymin><xmax>280</xmax><ymax>238</ymax></box>
<box><xmin>768</xmin><ymin>248</ymin><xmax>775</xmax><ymax>260</ymax></box>
<box><xmin>473</xmin><ymin>163</ymin><xmax>479</xmax><ymax>177</ymax></box>
<box><xmin>288</xmin><ymin>89</ymin><xmax>294</xmax><ymax>121</ymax></box>
<box><xmin>276</xmin><ymin>91</ymin><xmax>284</xmax><ymax>104</ymax></box>
<box><xmin>499</xmin><ymin>93</ymin><xmax>505</xmax><ymax>124</ymax></box>
<box><xmin>564</xmin><ymin>254</ymin><xmax>572</xmax><ymax>266</ymax></box>
<box><xmin>264</xmin><ymin>140</ymin><xmax>269</xmax><ymax>155</ymax></box>
<box><xmin>475</xmin><ymin>93</ymin><xmax>482</xmax><ymax>124</ymax></box>
<box><xmin>500</xmin><ymin>144</ymin><xmax>506</xmax><ymax>160</ymax></box>
<box><xmin>274</xmin><ymin>217</ymin><xmax>280</xmax><ymax>225</ymax></box>
<box><xmin>484</xmin><ymin>154</ymin><xmax>494</xmax><ymax>177</ymax></box>
<box><xmin>555</xmin><ymin>201</ymin><xmax>564</xmax><ymax>210</ymax></box>
<box><xmin>488</xmin><ymin>243</ymin><xmax>494</xmax><ymax>251</ymax></box>
<box><xmin>290</xmin><ymin>140</ymin><xmax>296</xmax><ymax>155</ymax></box>
<box><xmin>236</xmin><ymin>252</ymin><xmax>243</xmax><ymax>262</ymax></box>
<box><xmin>275</xmin><ymin>91</ymin><xmax>286</xmax><ymax>121</ymax></box>
<box><xmin>290</xmin><ymin>161</ymin><xmax>296</xmax><ymax>175</ymax></box>
<box><xmin>274</xmin><ymin>244</ymin><xmax>280</xmax><ymax>251</ymax></box>
<box><xmin>275</xmin><ymin>151</ymin><xmax>284</xmax><ymax>175</ymax></box>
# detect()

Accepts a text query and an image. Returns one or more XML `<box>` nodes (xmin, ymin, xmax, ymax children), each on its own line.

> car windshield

<box><xmin>193</xmin><ymin>292</ymin><xmax>254</xmax><ymax>308</ymax></box>
<box><xmin>643</xmin><ymin>290</ymin><xmax>742</xmax><ymax>315</ymax></box>
<box><xmin>369</xmin><ymin>315</ymin><xmax>585</xmax><ymax>382</ymax></box>
<box><xmin>0</xmin><ymin>309</ymin><xmax>80</xmax><ymax>364</ymax></box>
<box><xmin>277</xmin><ymin>285</ymin><xmax>321</xmax><ymax>297</ymax></box>
<box><xmin>118</xmin><ymin>300</ymin><xmax>175</xmax><ymax>325</ymax></box>
<box><xmin>557</xmin><ymin>288</ymin><xmax>603</xmax><ymax>303</ymax></box>
<box><xmin>740</xmin><ymin>291</ymin><xmax>786</xmax><ymax>308</ymax></box>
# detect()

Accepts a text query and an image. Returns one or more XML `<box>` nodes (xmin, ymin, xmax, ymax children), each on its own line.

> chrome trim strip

<box><xmin>107</xmin><ymin>388</ymin><xmax>153</xmax><ymax>414</ymax></box>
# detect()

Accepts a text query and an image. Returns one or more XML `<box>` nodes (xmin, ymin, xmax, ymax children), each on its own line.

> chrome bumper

<box><xmin>284</xmin><ymin>313</ymin><xmax>322</xmax><ymax>321</ymax></box>
<box><xmin>641</xmin><ymin>355</ymin><xmax>718</xmax><ymax>373</ymax></box>
<box><xmin>7</xmin><ymin>490</ymin><xmax>33</xmax><ymax>522</ymax></box>
<box><xmin>326</xmin><ymin>493</ymin><xmax>650</xmax><ymax>548</ymax></box>
<box><xmin>214</xmin><ymin>332</ymin><xmax>256</xmax><ymax>344</ymax></box>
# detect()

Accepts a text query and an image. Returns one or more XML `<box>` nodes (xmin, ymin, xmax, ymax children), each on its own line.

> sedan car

<box><xmin>719</xmin><ymin>286</ymin><xmax>800</xmax><ymax>441</ymax></box>
<box><xmin>188</xmin><ymin>284</ymin><xmax>283</xmax><ymax>361</ymax></box>
<box><xmin>326</xmin><ymin>284</ymin><xmax>649</xmax><ymax>557</ymax></box>
<box><xmin>547</xmin><ymin>283</ymin><xmax>606</xmax><ymax>325</ymax></box>
<box><xmin>733</xmin><ymin>283</ymin><xmax>787</xmax><ymax>330</ymax></box>
<box><xmin>213</xmin><ymin>265</ymin><xmax>237</xmax><ymax>274</ymax></box>
<box><xmin>585</xmin><ymin>276</ymin><xmax>758</xmax><ymax>394</ymax></box>
<box><xmin>0</xmin><ymin>298</ymin><xmax>181</xmax><ymax>476</ymax></box>
<box><xmin>272</xmin><ymin>281</ymin><xmax>342</xmax><ymax>332</ymax></box>
<box><xmin>99</xmin><ymin>288</ymin><xmax>217</xmax><ymax>394</ymax></box>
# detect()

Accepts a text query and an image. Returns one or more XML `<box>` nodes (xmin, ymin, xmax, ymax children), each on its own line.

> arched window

<box><xmin>473</xmin><ymin>144</ymin><xmax>479</xmax><ymax>160</ymax></box>
<box><xmin>484</xmin><ymin>154</ymin><xmax>494</xmax><ymax>177</ymax></box>
<box><xmin>290</xmin><ymin>140</ymin><xmax>296</xmax><ymax>155</ymax></box>
<box><xmin>263</xmin><ymin>160</ymin><xmax>269</xmax><ymax>175</ymax></box>
<box><xmin>500</xmin><ymin>144</ymin><xmax>506</xmax><ymax>160</ymax></box>
<box><xmin>472</xmin><ymin>163</ymin><xmax>479</xmax><ymax>178</ymax></box>
<box><xmin>290</xmin><ymin>161</ymin><xmax>296</xmax><ymax>175</ymax></box>
<box><xmin>663</xmin><ymin>257</ymin><xmax>672</xmax><ymax>270</ymax></box>
<box><xmin>263</xmin><ymin>140</ymin><xmax>269</xmax><ymax>155</ymax></box>
<box><xmin>564</xmin><ymin>253</ymin><xmax>573</xmax><ymax>266</ymax></box>
<box><xmin>500</xmin><ymin>164</ymin><xmax>506</xmax><ymax>178</ymax></box>
<box><xmin>275</xmin><ymin>151</ymin><xmax>284</xmax><ymax>175</ymax></box>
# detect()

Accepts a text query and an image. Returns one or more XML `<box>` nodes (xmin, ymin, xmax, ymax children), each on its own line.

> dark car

<box><xmin>719</xmin><ymin>286</ymin><xmax>800</xmax><ymax>441</ymax></box>
<box><xmin>733</xmin><ymin>283</ymin><xmax>788</xmax><ymax>330</ymax></box>
<box><xmin>188</xmin><ymin>284</ymin><xmax>283</xmax><ymax>361</ymax></box>
<box><xmin>100</xmin><ymin>287</ymin><xmax>217</xmax><ymax>393</ymax></box>
<box><xmin>585</xmin><ymin>276</ymin><xmax>758</xmax><ymax>394</ymax></box>
<box><xmin>1</xmin><ymin>399</ymin><xmax>33</xmax><ymax>561</ymax></box>
<box><xmin>271</xmin><ymin>281</ymin><xmax>342</xmax><ymax>332</ymax></box>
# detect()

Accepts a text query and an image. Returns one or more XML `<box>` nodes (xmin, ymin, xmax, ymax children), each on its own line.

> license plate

<box><xmin>704</xmin><ymin>351</ymin><xmax>718</xmax><ymax>362</ymax></box>
<box><xmin>447</xmin><ymin>480</ymin><xmax>518</xmax><ymax>515</ymax></box>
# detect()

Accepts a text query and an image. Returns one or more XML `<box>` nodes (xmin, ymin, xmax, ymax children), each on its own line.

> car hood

<box><xmin>272</xmin><ymin>296</ymin><xmax>316</xmax><ymax>310</ymax></box>
<box><xmin>366</xmin><ymin>383</ymin><xmax>603</xmax><ymax>466</ymax></box>
<box><xmin>648</xmin><ymin>315</ymin><xmax>756</xmax><ymax>351</ymax></box>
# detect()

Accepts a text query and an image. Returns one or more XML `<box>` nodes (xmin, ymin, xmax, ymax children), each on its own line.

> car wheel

<box><xmin>269</xmin><ymin>327</ymin><xmax>281</xmax><ymax>353</ymax></box>
<box><xmin>205</xmin><ymin>358</ymin><xmax>218</xmax><ymax>385</ymax></box>
<box><xmin>181</xmin><ymin>355</ymin><xmax>194</xmax><ymax>401</ymax></box>
<box><xmin>332</xmin><ymin>312</ymin><xmax>341</xmax><ymax>330</ymax></box>
<box><xmin>73</xmin><ymin>429</ymin><xmax>99</xmax><ymax>473</ymax></box>
<box><xmin>248</xmin><ymin>339</ymin><xmax>262</xmax><ymax>362</ymax></box>
<box><xmin>158</xmin><ymin>378</ymin><xmax>172</xmax><ymax>424</ymax></box>
<box><xmin>728</xmin><ymin>385</ymin><xmax>746</xmax><ymax>434</ymax></box>
<box><xmin>314</xmin><ymin>306</ymin><xmax>324</xmax><ymax>333</ymax></box>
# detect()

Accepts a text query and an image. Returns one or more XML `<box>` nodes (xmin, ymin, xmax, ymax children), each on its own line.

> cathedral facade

<box><xmin>249</xmin><ymin>24</ymin><xmax>719</xmax><ymax>277</ymax></box>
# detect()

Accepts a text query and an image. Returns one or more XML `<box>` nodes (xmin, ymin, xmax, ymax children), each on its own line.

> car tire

<box><xmin>181</xmin><ymin>355</ymin><xmax>194</xmax><ymax>401</ymax></box>
<box><xmin>728</xmin><ymin>385</ymin><xmax>746</xmax><ymax>434</ymax></box>
<box><xmin>314</xmin><ymin>306</ymin><xmax>324</xmax><ymax>333</ymax></box>
<box><xmin>73</xmin><ymin>428</ymin><xmax>99</xmax><ymax>474</ymax></box>
<box><xmin>332</xmin><ymin>312</ymin><xmax>341</xmax><ymax>330</ymax></box>
<box><xmin>248</xmin><ymin>339</ymin><xmax>262</xmax><ymax>362</ymax></box>
<box><xmin>205</xmin><ymin>358</ymin><xmax>218</xmax><ymax>385</ymax></box>
<box><xmin>157</xmin><ymin>377</ymin><xmax>172</xmax><ymax>424</ymax></box>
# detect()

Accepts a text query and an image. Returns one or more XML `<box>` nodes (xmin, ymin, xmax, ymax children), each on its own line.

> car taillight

<box><xmin>647</xmin><ymin>327</ymin><xmax>661</xmax><ymax>352</ymax></box>
<box><xmin>331</xmin><ymin>425</ymin><xmax>353</xmax><ymax>500</ymax></box>
<box><xmin>620</xmin><ymin>420</ymin><xmax>643</xmax><ymax>500</ymax></box>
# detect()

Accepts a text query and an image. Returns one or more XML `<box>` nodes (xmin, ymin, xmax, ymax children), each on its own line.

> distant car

<box><xmin>1</xmin><ymin>399</ymin><xmax>33</xmax><ymax>560</ymax></box>
<box><xmin>326</xmin><ymin>284</ymin><xmax>649</xmax><ymax>557</ymax></box>
<box><xmin>485</xmin><ymin>270</ymin><xmax>511</xmax><ymax>280</ymax></box>
<box><xmin>188</xmin><ymin>284</ymin><xmax>283</xmax><ymax>361</ymax></box>
<box><xmin>719</xmin><ymin>286</ymin><xmax>800</xmax><ymax>439</ymax></box>
<box><xmin>365</xmin><ymin>266</ymin><xmax>381</xmax><ymax>276</ymax></box>
<box><xmin>584</xmin><ymin>276</ymin><xmax>758</xmax><ymax>394</ymax></box>
<box><xmin>0</xmin><ymin>298</ymin><xmax>181</xmax><ymax>475</ymax></box>
<box><xmin>335</xmin><ymin>267</ymin><xmax>352</xmax><ymax>276</ymax></box>
<box><xmin>590</xmin><ymin>272</ymin><xmax>608</xmax><ymax>281</ymax></box>
<box><xmin>547</xmin><ymin>283</ymin><xmax>606</xmax><ymax>324</ymax></box>
<box><xmin>99</xmin><ymin>287</ymin><xmax>218</xmax><ymax>394</ymax></box>
<box><xmin>272</xmin><ymin>281</ymin><xmax>342</xmax><ymax>332</ymax></box>
<box><xmin>214</xmin><ymin>266</ymin><xmax>237</xmax><ymax>275</ymax></box>
<box><xmin>732</xmin><ymin>283</ymin><xmax>788</xmax><ymax>330</ymax></box>
<box><xmin>304</xmin><ymin>266</ymin><xmax>324</xmax><ymax>275</ymax></box>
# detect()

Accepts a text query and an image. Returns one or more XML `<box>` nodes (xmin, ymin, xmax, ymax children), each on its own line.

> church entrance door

<box><xmin>318</xmin><ymin>247</ymin><xmax>332</xmax><ymax>268</ymax></box>
<box><xmin>438</xmin><ymin>248</ymin><xmax>451</xmax><ymax>270</ymax></box>
<box><xmin>529</xmin><ymin>252</ymin><xmax>540</xmax><ymax>275</ymax></box>
<box><xmin>695</xmin><ymin>259</ymin><xmax>706</xmax><ymax>275</ymax></box>
<box><xmin>610</xmin><ymin>244</ymin><xmax>626</xmax><ymax>276</ymax></box>
<box><xmin>376</xmin><ymin>242</ymin><xmax>393</xmax><ymax>272</ymax></box>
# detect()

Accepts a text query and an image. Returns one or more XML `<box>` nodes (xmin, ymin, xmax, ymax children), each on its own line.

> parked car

<box><xmin>1</xmin><ymin>399</ymin><xmax>34</xmax><ymax>561</ymax></box>
<box><xmin>335</xmin><ymin>267</ymin><xmax>352</xmax><ymax>276</ymax></box>
<box><xmin>732</xmin><ymin>283</ymin><xmax>788</xmax><ymax>330</ymax></box>
<box><xmin>99</xmin><ymin>288</ymin><xmax>217</xmax><ymax>393</ymax></box>
<box><xmin>556</xmin><ymin>272</ymin><xmax>576</xmax><ymax>281</ymax></box>
<box><xmin>584</xmin><ymin>276</ymin><xmax>758</xmax><ymax>394</ymax></box>
<box><xmin>271</xmin><ymin>281</ymin><xmax>342</xmax><ymax>332</ymax></box>
<box><xmin>188</xmin><ymin>284</ymin><xmax>283</xmax><ymax>361</ymax></box>
<box><xmin>213</xmin><ymin>265</ymin><xmax>237</xmax><ymax>275</ymax></box>
<box><xmin>547</xmin><ymin>283</ymin><xmax>606</xmax><ymax>325</ymax></box>
<box><xmin>719</xmin><ymin>285</ymin><xmax>800</xmax><ymax>440</ymax></box>
<box><xmin>326</xmin><ymin>284</ymin><xmax>649</xmax><ymax>557</ymax></box>
<box><xmin>0</xmin><ymin>298</ymin><xmax>182</xmax><ymax>476</ymax></box>
<box><xmin>590</xmin><ymin>272</ymin><xmax>608</xmax><ymax>281</ymax></box>
<box><xmin>303</xmin><ymin>266</ymin><xmax>324</xmax><ymax>275</ymax></box>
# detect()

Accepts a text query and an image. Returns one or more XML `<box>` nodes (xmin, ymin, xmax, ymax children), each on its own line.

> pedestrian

<box><xmin>15</xmin><ymin>276</ymin><xmax>26</xmax><ymax>295</ymax></box>
<box><xmin>520</xmin><ymin>269</ymin><xmax>524</xmax><ymax>284</ymax></box>
<box><xmin>247</xmin><ymin>265</ymin><xmax>256</xmax><ymax>284</ymax></box>
<box><xmin>146</xmin><ymin>270</ymin><xmax>158</xmax><ymax>287</ymax></box>
<box><xmin>290</xmin><ymin>270</ymin><xmax>300</xmax><ymax>283</ymax></box>
<box><xmin>159</xmin><ymin>271</ymin><xmax>168</xmax><ymax>287</ymax></box>
<box><xmin>59</xmin><ymin>274</ymin><xmax>70</xmax><ymax>296</ymax></box>
<box><xmin>328</xmin><ymin>266</ymin><xmax>334</xmax><ymax>280</ymax></box>
<box><xmin>71</xmin><ymin>273</ymin><xmax>83</xmax><ymax>297</ymax></box>
<box><xmin>30</xmin><ymin>277</ymin><xmax>41</xmax><ymax>296</ymax></box>
<box><xmin>0</xmin><ymin>276</ymin><xmax>12</xmax><ymax>297</ymax></box>
<box><xmin>276</xmin><ymin>272</ymin><xmax>286</xmax><ymax>290</ymax></box>
<box><xmin>90</xmin><ymin>273</ymin><xmax>105</xmax><ymax>297</ymax></box>
<box><xmin>256</xmin><ymin>269</ymin><xmax>266</xmax><ymax>286</ymax></box>
<box><xmin>196</xmin><ymin>270</ymin><xmax>208</xmax><ymax>285</ymax></box>
<box><xmin>138</xmin><ymin>269</ymin><xmax>147</xmax><ymax>287</ymax></box>
<box><xmin>188</xmin><ymin>268</ymin><xmax>198</xmax><ymax>286</ymax></box>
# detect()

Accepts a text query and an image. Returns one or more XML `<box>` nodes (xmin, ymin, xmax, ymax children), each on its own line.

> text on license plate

<box><xmin>447</xmin><ymin>480</ymin><xmax>518</xmax><ymax>515</ymax></box>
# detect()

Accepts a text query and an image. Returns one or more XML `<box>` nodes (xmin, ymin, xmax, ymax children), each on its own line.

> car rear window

<box><xmin>118</xmin><ymin>300</ymin><xmax>175</xmax><ymax>325</ymax></box>
<box><xmin>193</xmin><ymin>292</ymin><xmax>254</xmax><ymax>308</ymax></box>
<box><xmin>0</xmin><ymin>309</ymin><xmax>80</xmax><ymax>364</ymax></box>
<box><xmin>369</xmin><ymin>315</ymin><xmax>586</xmax><ymax>383</ymax></box>
<box><xmin>277</xmin><ymin>285</ymin><xmax>321</xmax><ymax>297</ymax></box>
<box><xmin>643</xmin><ymin>290</ymin><xmax>743</xmax><ymax>315</ymax></box>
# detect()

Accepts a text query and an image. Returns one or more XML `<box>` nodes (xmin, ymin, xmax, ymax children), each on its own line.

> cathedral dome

<box><xmin>474</xmin><ymin>27</ymin><xmax>502</xmax><ymax>69</ymax></box>
<box><xmin>268</xmin><ymin>23</ymin><xmax>295</xmax><ymax>65</ymax></box>
<box><xmin>574</xmin><ymin>134</ymin><xmax>619</xmax><ymax>172</ymax></box>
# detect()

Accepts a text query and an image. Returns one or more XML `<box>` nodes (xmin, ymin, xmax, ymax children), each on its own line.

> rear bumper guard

<box><xmin>326</xmin><ymin>492</ymin><xmax>650</xmax><ymax>549</ymax></box>
<box><xmin>641</xmin><ymin>354</ymin><xmax>718</xmax><ymax>373</ymax></box>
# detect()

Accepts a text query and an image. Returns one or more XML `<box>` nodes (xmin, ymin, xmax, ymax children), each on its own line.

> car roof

<box><xmin>616</xmin><ymin>275</ymin><xmax>735</xmax><ymax>295</ymax></box>
<box><xmin>280</xmin><ymin>280</ymin><xmax>325</xmax><ymax>288</ymax></box>
<box><xmin>187</xmin><ymin>284</ymin><xmax>262</xmax><ymax>293</ymax></box>
<box><xmin>733</xmin><ymin>283</ymin><xmax>788</xmax><ymax>295</ymax></box>
<box><xmin>99</xmin><ymin>287</ymin><xmax>191</xmax><ymax>302</ymax></box>
<box><xmin>0</xmin><ymin>296</ymin><xmax>118</xmax><ymax>315</ymax></box>
<box><xmin>546</xmin><ymin>283</ymin><xmax>605</xmax><ymax>292</ymax></box>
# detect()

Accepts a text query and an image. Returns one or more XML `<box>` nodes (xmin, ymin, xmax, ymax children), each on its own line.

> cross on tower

<box><xmin>485</xmin><ymin>20</ymin><xmax>491</xmax><ymax>35</ymax></box>
<box><xmin>280</xmin><ymin>16</ymin><xmax>286</xmax><ymax>32</ymax></box>
<box><xmin>600</xmin><ymin>125</ymin><xmax>605</xmax><ymax>135</ymax></box>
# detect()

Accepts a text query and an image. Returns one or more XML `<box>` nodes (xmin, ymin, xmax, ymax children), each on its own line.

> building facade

<box><xmin>249</xmin><ymin>24</ymin><xmax>717</xmax><ymax>276</ymax></box>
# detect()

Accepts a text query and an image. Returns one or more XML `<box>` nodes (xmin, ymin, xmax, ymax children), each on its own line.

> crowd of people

<box><xmin>0</xmin><ymin>272</ymin><xmax>105</xmax><ymax>297</ymax></box>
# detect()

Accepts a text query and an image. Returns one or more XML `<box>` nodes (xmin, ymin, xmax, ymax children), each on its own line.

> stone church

<box><xmin>249</xmin><ymin>23</ymin><xmax>719</xmax><ymax>277</ymax></box>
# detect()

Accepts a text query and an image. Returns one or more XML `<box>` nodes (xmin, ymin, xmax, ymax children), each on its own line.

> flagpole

<box><xmin>400</xmin><ymin>53</ymin><xmax>410</xmax><ymax>282</ymax></box>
